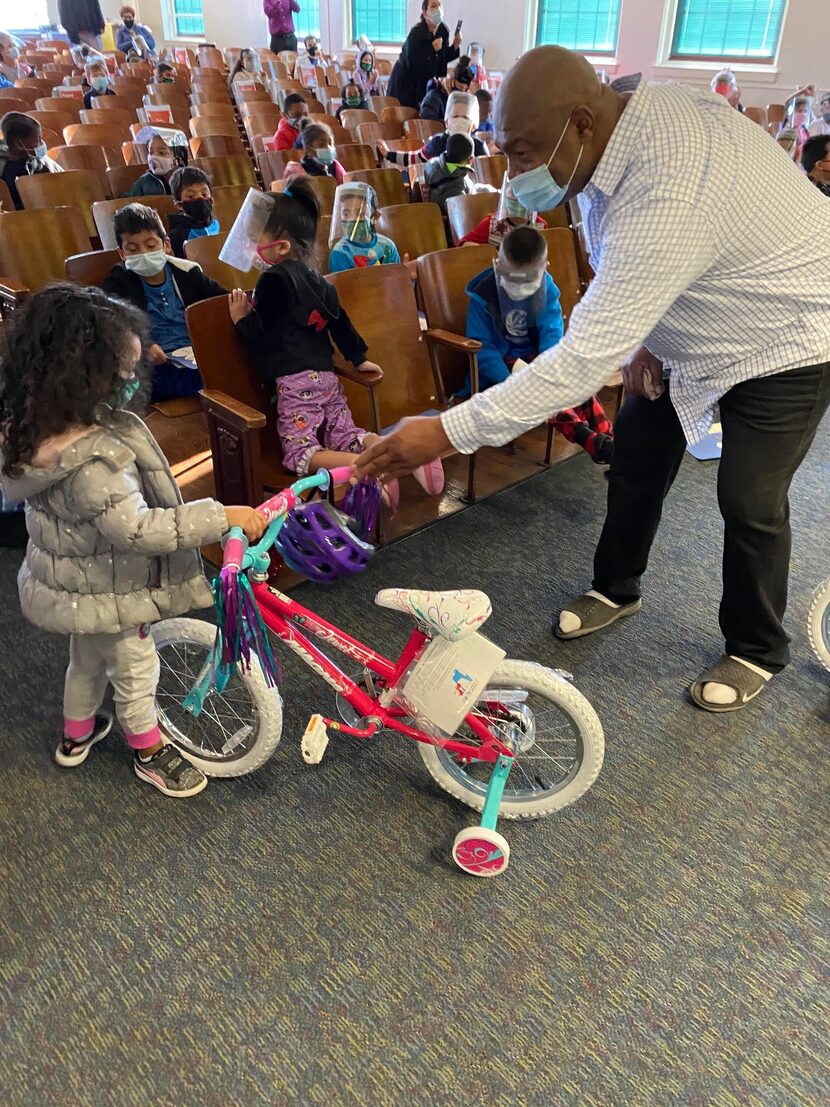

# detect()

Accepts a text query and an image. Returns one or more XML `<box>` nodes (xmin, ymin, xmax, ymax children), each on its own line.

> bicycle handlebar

<box><xmin>222</xmin><ymin>466</ymin><xmax>356</xmax><ymax>571</ymax></box>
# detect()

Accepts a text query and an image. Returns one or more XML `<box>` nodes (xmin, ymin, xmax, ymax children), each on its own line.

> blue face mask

<box><xmin>314</xmin><ymin>145</ymin><xmax>335</xmax><ymax>165</ymax></box>
<box><xmin>509</xmin><ymin>117</ymin><xmax>583</xmax><ymax>212</ymax></box>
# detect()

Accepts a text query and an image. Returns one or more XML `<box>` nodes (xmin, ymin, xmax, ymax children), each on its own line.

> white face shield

<box><xmin>445</xmin><ymin>91</ymin><xmax>480</xmax><ymax>132</ymax></box>
<box><xmin>329</xmin><ymin>181</ymin><xmax>378</xmax><ymax>246</ymax></box>
<box><xmin>495</xmin><ymin>171</ymin><xmax>536</xmax><ymax>225</ymax></box>
<box><xmin>493</xmin><ymin>248</ymin><xmax>549</xmax><ymax>333</ymax></box>
<box><xmin>219</xmin><ymin>188</ymin><xmax>279</xmax><ymax>271</ymax></box>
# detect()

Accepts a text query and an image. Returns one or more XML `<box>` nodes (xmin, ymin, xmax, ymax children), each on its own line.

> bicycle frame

<box><xmin>253</xmin><ymin>581</ymin><xmax>514</xmax><ymax>763</ymax></box>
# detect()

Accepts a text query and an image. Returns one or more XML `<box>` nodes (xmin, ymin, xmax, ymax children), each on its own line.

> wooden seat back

<box><xmin>92</xmin><ymin>195</ymin><xmax>178</xmax><ymax>250</ymax></box>
<box><xmin>190</xmin><ymin>133</ymin><xmax>246</xmax><ymax>159</ymax></box>
<box><xmin>192</xmin><ymin>101</ymin><xmax>236</xmax><ymax>120</ymax></box>
<box><xmin>356</xmin><ymin>121</ymin><xmax>403</xmax><ymax>147</ymax></box>
<box><xmin>80</xmin><ymin>107</ymin><xmax>134</xmax><ymax>130</ymax></box>
<box><xmin>28</xmin><ymin>108</ymin><xmax>76</xmax><ymax>135</ymax></box>
<box><xmin>300</xmin><ymin>174</ymin><xmax>337</xmax><ymax>217</ymax></box>
<box><xmin>258</xmin><ymin>148</ymin><xmax>301</xmax><ymax>188</ymax></box>
<box><xmin>326</xmin><ymin>264</ymin><xmax>439</xmax><ymax>429</ymax></box>
<box><xmin>91</xmin><ymin>94</ymin><xmax>142</xmax><ymax>115</ymax></box>
<box><xmin>65</xmin><ymin>248</ymin><xmax>121</xmax><ymax>286</ymax></box>
<box><xmin>367</xmin><ymin>95</ymin><xmax>400</xmax><ymax>115</ymax></box>
<box><xmin>344</xmin><ymin>168</ymin><xmax>407</xmax><ymax>209</ymax></box>
<box><xmin>376</xmin><ymin>202</ymin><xmax>448</xmax><ymax>260</ymax></box>
<box><xmin>0</xmin><ymin>86</ymin><xmax>38</xmax><ymax>106</ymax></box>
<box><xmin>64</xmin><ymin>122</ymin><xmax>130</xmax><ymax>148</ymax></box>
<box><xmin>191</xmin><ymin>154</ymin><xmax>258</xmax><ymax>188</ymax></box>
<box><xmin>475</xmin><ymin>154</ymin><xmax>507</xmax><ymax>189</ymax></box>
<box><xmin>48</xmin><ymin>143</ymin><xmax>118</xmax><ymax>190</ymax></box>
<box><xmin>106</xmin><ymin>163</ymin><xmax>147</xmax><ymax>197</ymax></box>
<box><xmin>190</xmin><ymin>116</ymin><xmax>240</xmax><ymax>139</ymax></box>
<box><xmin>539</xmin><ymin>227</ymin><xmax>582</xmax><ymax>326</ymax></box>
<box><xmin>340</xmin><ymin>108</ymin><xmax>377</xmax><ymax>133</ymax></box>
<box><xmin>381</xmin><ymin>106</ymin><xmax>418</xmax><ymax>124</ymax></box>
<box><xmin>404</xmin><ymin>118</ymin><xmax>444</xmax><ymax>142</ymax></box>
<box><xmin>0</xmin><ymin>179</ymin><xmax>13</xmax><ymax>212</ymax></box>
<box><xmin>184</xmin><ymin>231</ymin><xmax>257</xmax><ymax>290</ymax></box>
<box><xmin>446</xmin><ymin>191</ymin><xmax>499</xmax><ymax>244</ymax></box>
<box><xmin>334</xmin><ymin>143</ymin><xmax>376</xmax><ymax>172</ymax></box>
<box><xmin>186</xmin><ymin>295</ymin><xmax>267</xmax><ymax>414</ymax></box>
<box><xmin>35</xmin><ymin>96</ymin><xmax>82</xmax><ymax>119</ymax></box>
<box><xmin>17</xmin><ymin>169</ymin><xmax>104</xmax><ymax>238</ymax></box>
<box><xmin>417</xmin><ymin>245</ymin><xmax>496</xmax><ymax>399</ymax></box>
<box><xmin>211</xmin><ymin>183</ymin><xmax>254</xmax><ymax>233</ymax></box>
<box><xmin>0</xmin><ymin>207</ymin><xmax>90</xmax><ymax>290</ymax></box>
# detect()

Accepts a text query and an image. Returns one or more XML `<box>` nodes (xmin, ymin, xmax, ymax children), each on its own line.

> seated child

<box><xmin>458</xmin><ymin>174</ymin><xmax>548</xmax><ymax>248</ymax></box>
<box><xmin>336</xmin><ymin>81</ymin><xmax>368</xmax><ymax>121</ymax></box>
<box><xmin>475</xmin><ymin>88</ymin><xmax>494</xmax><ymax>134</ymax></box>
<box><xmin>128</xmin><ymin>127</ymin><xmax>188</xmax><ymax>197</ymax></box>
<box><xmin>0</xmin><ymin>112</ymin><xmax>63</xmax><ymax>209</ymax></box>
<box><xmin>329</xmin><ymin>182</ymin><xmax>400</xmax><ymax>271</ymax></box>
<box><xmin>424</xmin><ymin>132</ymin><xmax>476</xmax><ymax>215</ymax></box>
<box><xmin>227</xmin><ymin>180</ymin><xmax>443</xmax><ymax>499</ymax></box>
<box><xmin>465</xmin><ymin>225</ymin><xmax>613</xmax><ymax>463</ymax></box>
<box><xmin>228</xmin><ymin>48</ymin><xmax>263</xmax><ymax>87</ymax></box>
<box><xmin>103</xmin><ymin>203</ymin><xmax>227</xmax><ymax>401</ymax></box>
<box><xmin>154</xmin><ymin>61</ymin><xmax>176</xmax><ymax>84</ymax></box>
<box><xmin>167</xmin><ymin>166</ymin><xmax>220</xmax><ymax>258</ymax></box>
<box><xmin>83</xmin><ymin>60</ymin><xmax>116</xmax><ymax>109</ymax></box>
<box><xmin>272</xmin><ymin>93</ymin><xmax>309</xmax><ymax>151</ymax></box>
<box><xmin>284</xmin><ymin>122</ymin><xmax>347</xmax><ymax>185</ymax></box>
<box><xmin>379</xmin><ymin>91</ymin><xmax>488</xmax><ymax>168</ymax></box>
<box><xmin>0</xmin><ymin>283</ymin><xmax>267</xmax><ymax>797</ymax></box>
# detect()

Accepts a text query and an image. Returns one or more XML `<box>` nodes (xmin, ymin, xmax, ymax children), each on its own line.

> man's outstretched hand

<box><xmin>353</xmin><ymin>416</ymin><xmax>454</xmax><ymax>480</ymax></box>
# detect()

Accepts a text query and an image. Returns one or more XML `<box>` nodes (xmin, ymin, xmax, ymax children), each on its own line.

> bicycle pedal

<box><xmin>301</xmin><ymin>714</ymin><xmax>329</xmax><ymax>764</ymax></box>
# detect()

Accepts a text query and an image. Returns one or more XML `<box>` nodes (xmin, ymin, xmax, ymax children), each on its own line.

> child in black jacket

<box><xmin>227</xmin><ymin>181</ymin><xmax>443</xmax><ymax>498</ymax></box>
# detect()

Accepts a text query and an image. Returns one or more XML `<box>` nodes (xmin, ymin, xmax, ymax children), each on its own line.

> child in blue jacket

<box><xmin>464</xmin><ymin>225</ymin><xmax>613</xmax><ymax>463</ymax></box>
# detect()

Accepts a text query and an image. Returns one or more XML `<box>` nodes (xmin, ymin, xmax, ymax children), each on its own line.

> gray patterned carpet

<box><xmin>1</xmin><ymin>417</ymin><xmax>828</xmax><ymax>1107</ymax></box>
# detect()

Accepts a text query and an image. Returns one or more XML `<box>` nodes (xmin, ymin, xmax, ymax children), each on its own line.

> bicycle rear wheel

<box><xmin>808</xmin><ymin>578</ymin><xmax>830</xmax><ymax>673</ymax></box>
<box><xmin>418</xmin><ymin>659</ymin><xmax>604</xmax><ymax>820</ymax></box>
<box><xmin>152</xmin><ymin>618</ymin><xmax>283</xmax><ymax>777</ymax></box>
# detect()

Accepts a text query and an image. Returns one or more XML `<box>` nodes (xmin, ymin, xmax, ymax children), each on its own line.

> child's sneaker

<box><xmin>380</xmin><ymin>478</ymin><xmax>400</xmax><ymax>513</ymax></box>
<box><xmin>133</xmin><ymin>743</ymin><xmax>207</xmax><ymax>798</ymax></box>
<box><xmin>55</xmin><ymin>713</ymin><xmax>113</xmax><ymax>767</ymax></box>
<box><xmin>413</xmin><ymin>457</ymin><xmax>445</xmax><ymax>495</ymax></box>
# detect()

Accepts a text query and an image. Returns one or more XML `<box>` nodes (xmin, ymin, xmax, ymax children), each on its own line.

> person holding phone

<box><xmin>388</xmin><ymin>1</ymin><xmax>462</xmax><ymax>109</ymax></box>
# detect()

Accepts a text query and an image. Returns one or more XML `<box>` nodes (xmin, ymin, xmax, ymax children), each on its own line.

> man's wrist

<box><xmin>440</xmin><ymin>404</ymin><xmax>479</xmax><ymax>455</ymax></box>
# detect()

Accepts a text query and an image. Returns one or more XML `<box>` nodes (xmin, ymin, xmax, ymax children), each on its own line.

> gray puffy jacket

<box><xmin>0</xmin><ymin>406</ymin><xmax>227</xmax><ymax>636</ymax></box>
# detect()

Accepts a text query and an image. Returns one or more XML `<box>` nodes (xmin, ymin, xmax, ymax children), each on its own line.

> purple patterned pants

<box><xmin>276</xmin><ymin>370</ymin><xmax>367</xmax><ymax>475</ymax></box>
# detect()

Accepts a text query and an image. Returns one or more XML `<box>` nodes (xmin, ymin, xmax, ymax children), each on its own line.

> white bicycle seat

<box><xmin>375</xmin><ymin>588</ymin><xmax>492</xmax><ymax>642</ymax></box>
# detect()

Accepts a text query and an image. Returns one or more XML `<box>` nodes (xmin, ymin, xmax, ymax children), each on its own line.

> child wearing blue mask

<box><xmin>83</xmin><ymin>60</ymin><xmax>115</xmax><ymax>109</ymax></box>
<box><xmin>283</xmin><ymin>122</ymin><xmax>347</xmax><ymax>186</ymax></box>
<box><xmin>167</xmin><ymin>166</ymin><xmax>221</xmax><ymax>258</ymax></box>
<box><xmin>102</xmin><ymin>203</ymin><xmax>227</xmax><ymax>401</ymax></box>
<box><xmin>0</xmin><ymin>112</ymin><xmax>63</xmax><ymax>209</ymax></box>
<box><xmin>328</xmin><ymin>182</ymin><xmax>400</xmax><ymax>271</ymax></box>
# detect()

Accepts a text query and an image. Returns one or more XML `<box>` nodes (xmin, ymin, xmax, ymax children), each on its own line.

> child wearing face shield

<box><xmin>464</xmin><ymin>225</ymin><xmax>613</xmax><ymax>463</ymax></box>
<box><xmin>457</xmin><ymin>172</ymin><xmax>548</xmax><ymax>248</ymax></box>
<box><xmin>128</xmin><ymin>127</ymin><xmax>188</xmax><ymax>197</ymax></box>
<box><xmin>379</xmin><ymin>91</ymin><xmax>488</xmax><ymax>168</ymax></box>
<box><xmin>223</xmin><ymin>182</ymin><xmax>444</xmax><ymax>500</ymax></box>
<box><xmin>329</xmin><ymin>183</ymin><xmax>400</xmax><ymax>271</ymax></box>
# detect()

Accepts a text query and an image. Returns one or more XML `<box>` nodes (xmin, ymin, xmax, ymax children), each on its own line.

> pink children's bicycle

<box><xmin>151</xmin><ymin>468</ymin><xmax>605</xmax><ymax>876</ymax></box>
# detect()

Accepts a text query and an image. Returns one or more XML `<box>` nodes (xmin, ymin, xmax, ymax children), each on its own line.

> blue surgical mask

<box><xmin>92</xmin><ymin>75</ymin><xmax>109</xmax><ymax>91</ymax></box>
<box><xmin>32</xmin><ymin>142</ymin><xmax>48</xmax><ymax>161</ymax></box>
<box><xmin>509</xmin><ymin>118</ymin><xmax>583</xmax><ymax>212</ymax></box>
<box><xmin>314</xmin><ymin>146</ymin><xmax>335</xmax><ymax>165</ymax></box>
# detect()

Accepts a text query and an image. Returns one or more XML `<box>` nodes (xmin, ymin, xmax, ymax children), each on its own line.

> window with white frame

<box><xmin>536</xmin><ymin>0</ymin><xmax>622</xmax><ymax>55</ymax></box>
<box><xmin>169</xmin><ymin>0</ymin><xmax>205</xmax><ymax>39</ymax></box>
<box><xmin>352</xmin><ymin>0</ymin><xmax>407</xmax><ymax>46</ymax></box>
<box><xmin>0</xmin><ymin>0</ymin><xmax>49</xmax><ymax>30</ymax></box>
<box><xmin>670</xmin><ymin>0</ymin><xmax>787</xmax><ymax>62</ymax></box>
<box><xmin>296</xmin><ymin>0</ymin><xmax>322</xmax><ymax>38</ymax></box>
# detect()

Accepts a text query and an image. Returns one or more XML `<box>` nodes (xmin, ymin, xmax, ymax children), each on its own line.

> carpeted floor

<box><xmin>1</xmin><ymin>417</ymin><xmax>828</xmax><ymax>1107</ymax></box>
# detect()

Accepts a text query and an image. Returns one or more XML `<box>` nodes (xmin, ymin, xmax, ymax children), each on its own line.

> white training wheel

<box><xmin>452</xmin><ymin>826</ymin><xmax>511</xmax><ymax>877</ymax></box>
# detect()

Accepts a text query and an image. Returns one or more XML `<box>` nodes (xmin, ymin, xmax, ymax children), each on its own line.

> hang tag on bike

<box><xmin>401</xmin><ymin>633</ymin><xmax>505</xmax><ymax>736</ymax></box>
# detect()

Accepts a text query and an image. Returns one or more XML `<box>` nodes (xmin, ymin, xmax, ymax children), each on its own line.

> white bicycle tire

<box><xmin>418</xmin><ymin>658</ymin><xmax>604</xmax><ymax>820</ymax></box>
<box><xmin>152</xmin><ymin>617</ymin><xmax>283</xmax><ymax>777</ymax></box>
<box><xmin>808</xmin><ymin>578</ymin><xmax>830</xmax><ymax>673</ymax></box>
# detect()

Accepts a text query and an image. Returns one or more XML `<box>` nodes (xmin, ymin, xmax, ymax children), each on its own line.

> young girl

<box><xmin>283</xmin><ymin>122</ymin><xmax>347</xmax><ymax>185</ymax></box>
<box><xmin>0</xmin><ymin>285</ymin><xmax>266</xmax><ymax>797</ymax></box>
<box><xmin>353</xmin><ymin>49</ymin><xmax>379</xmax><ymax>98</ymax></box>
<box><xmin>336</xmin><ymin>81</ymin><xmax>368</xmax><ymax>122</ymax></box>
<box><xmin>228</xmin><ymin>48</ymin><xmax>262</xmax><ymax>88</ymax></box>
<box><xmin>227</xmin><ymin>181</ymin><xmax>443</xmax><ymax>499</ymax></box>
<box><xmin>328</xmin><ymin>181</ymin><xmax>400</xmax><ymax>271</ymax></box>
<box><xmin>128</xmin><ymin>127</ymin><xmax>188</xmax><ymax>197</ymax></box>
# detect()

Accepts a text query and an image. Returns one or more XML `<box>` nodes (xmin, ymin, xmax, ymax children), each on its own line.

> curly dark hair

<box><xmin>0</xmin><ymin>284</ymin><xmax>151</xmax><ymax>473</ymax></box>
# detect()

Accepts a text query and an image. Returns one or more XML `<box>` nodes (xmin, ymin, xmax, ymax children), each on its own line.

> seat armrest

<box><xmin>424</xmin><ymin>328</ymin><xmax>482</xmax><ymax>354</ymax></box>
<box><xmin>198</xmin><ymin>389</ymin><xmax>267</xmax><ymax>430</ymax></box>
<box><xmin>334</xmin><ymin>363</ymin><xmax>384</xmax><ymax>387</ymax></box>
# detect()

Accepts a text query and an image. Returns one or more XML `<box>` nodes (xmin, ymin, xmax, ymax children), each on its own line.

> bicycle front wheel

<box><xmin>418</xmin><ymin>659</ymin><xmax>604</xmax><ymax>820</ymax></box>
<box><xmin>152</xmin><ymin>618</ymin><xmax>283</xmax><ymax>777</ymax></box>
<box><xmin>808</xmin><ymin>578</ymin><xmax>830</xmax><ymax>673</ymax></box>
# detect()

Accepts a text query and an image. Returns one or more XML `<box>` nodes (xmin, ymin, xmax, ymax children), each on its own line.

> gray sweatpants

<box><xmin>63</xmin><ymin>625</ymin><xmax>161</xmax><ymax>750</ymax></box>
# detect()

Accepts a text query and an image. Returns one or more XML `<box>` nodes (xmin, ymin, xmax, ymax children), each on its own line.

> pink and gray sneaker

<box><xmin>413</xmin><ymin>458</ymin><xmax>445</xmax><ymax>496</ymax></box>
<box><xmin>134</xmin><ymin>743</ymin><xmax>207</xmax><ymax>798</ymax></box>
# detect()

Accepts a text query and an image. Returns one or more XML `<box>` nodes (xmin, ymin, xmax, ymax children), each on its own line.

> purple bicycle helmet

<box><xmin>276</xmin><ymin>500</ymin><xmax>375</xmax><ymax>583</ymax></box>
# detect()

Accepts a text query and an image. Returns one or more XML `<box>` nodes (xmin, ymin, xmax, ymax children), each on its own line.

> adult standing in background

<box><xmin>388</xmin><ymin>0</ymin><xmax>461</xmax><ymax>109</ymax></box>
<box><xmin>356</xmin><ymin>45</ymin><xmax>830</xmax><ymax>714</ymax></box>
<box><xmin>57</xmin><ymin>0</ymin><xmax>105</xmax><ymax>52</ymax></box>
<box><xmin>264</xmin><ymin>0</ymin><xmax>300</xmax><ymax>57</ymax></box>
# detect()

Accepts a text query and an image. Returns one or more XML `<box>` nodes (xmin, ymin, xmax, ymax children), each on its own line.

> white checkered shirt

<box><xmin>443</xmin><ymin>80</ymin><xmax>830</xmax><ymax>450</ymax></box>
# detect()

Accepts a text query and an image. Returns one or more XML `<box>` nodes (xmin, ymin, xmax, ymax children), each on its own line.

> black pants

<box><xmin>593</xmin><ymin>361</ymin><xmax>830</xmax><ymax>672</ymax></box>
<box><xmin>270</xmin><ymin>32</ymin><xmax>298</xmax><ymax>55</ymax></box>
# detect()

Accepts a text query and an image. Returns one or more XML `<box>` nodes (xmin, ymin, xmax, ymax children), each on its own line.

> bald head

<box><xmin>495</xmin><ymin>45</ymin><xmax>626</xmax><ymax>204</ymax></box>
